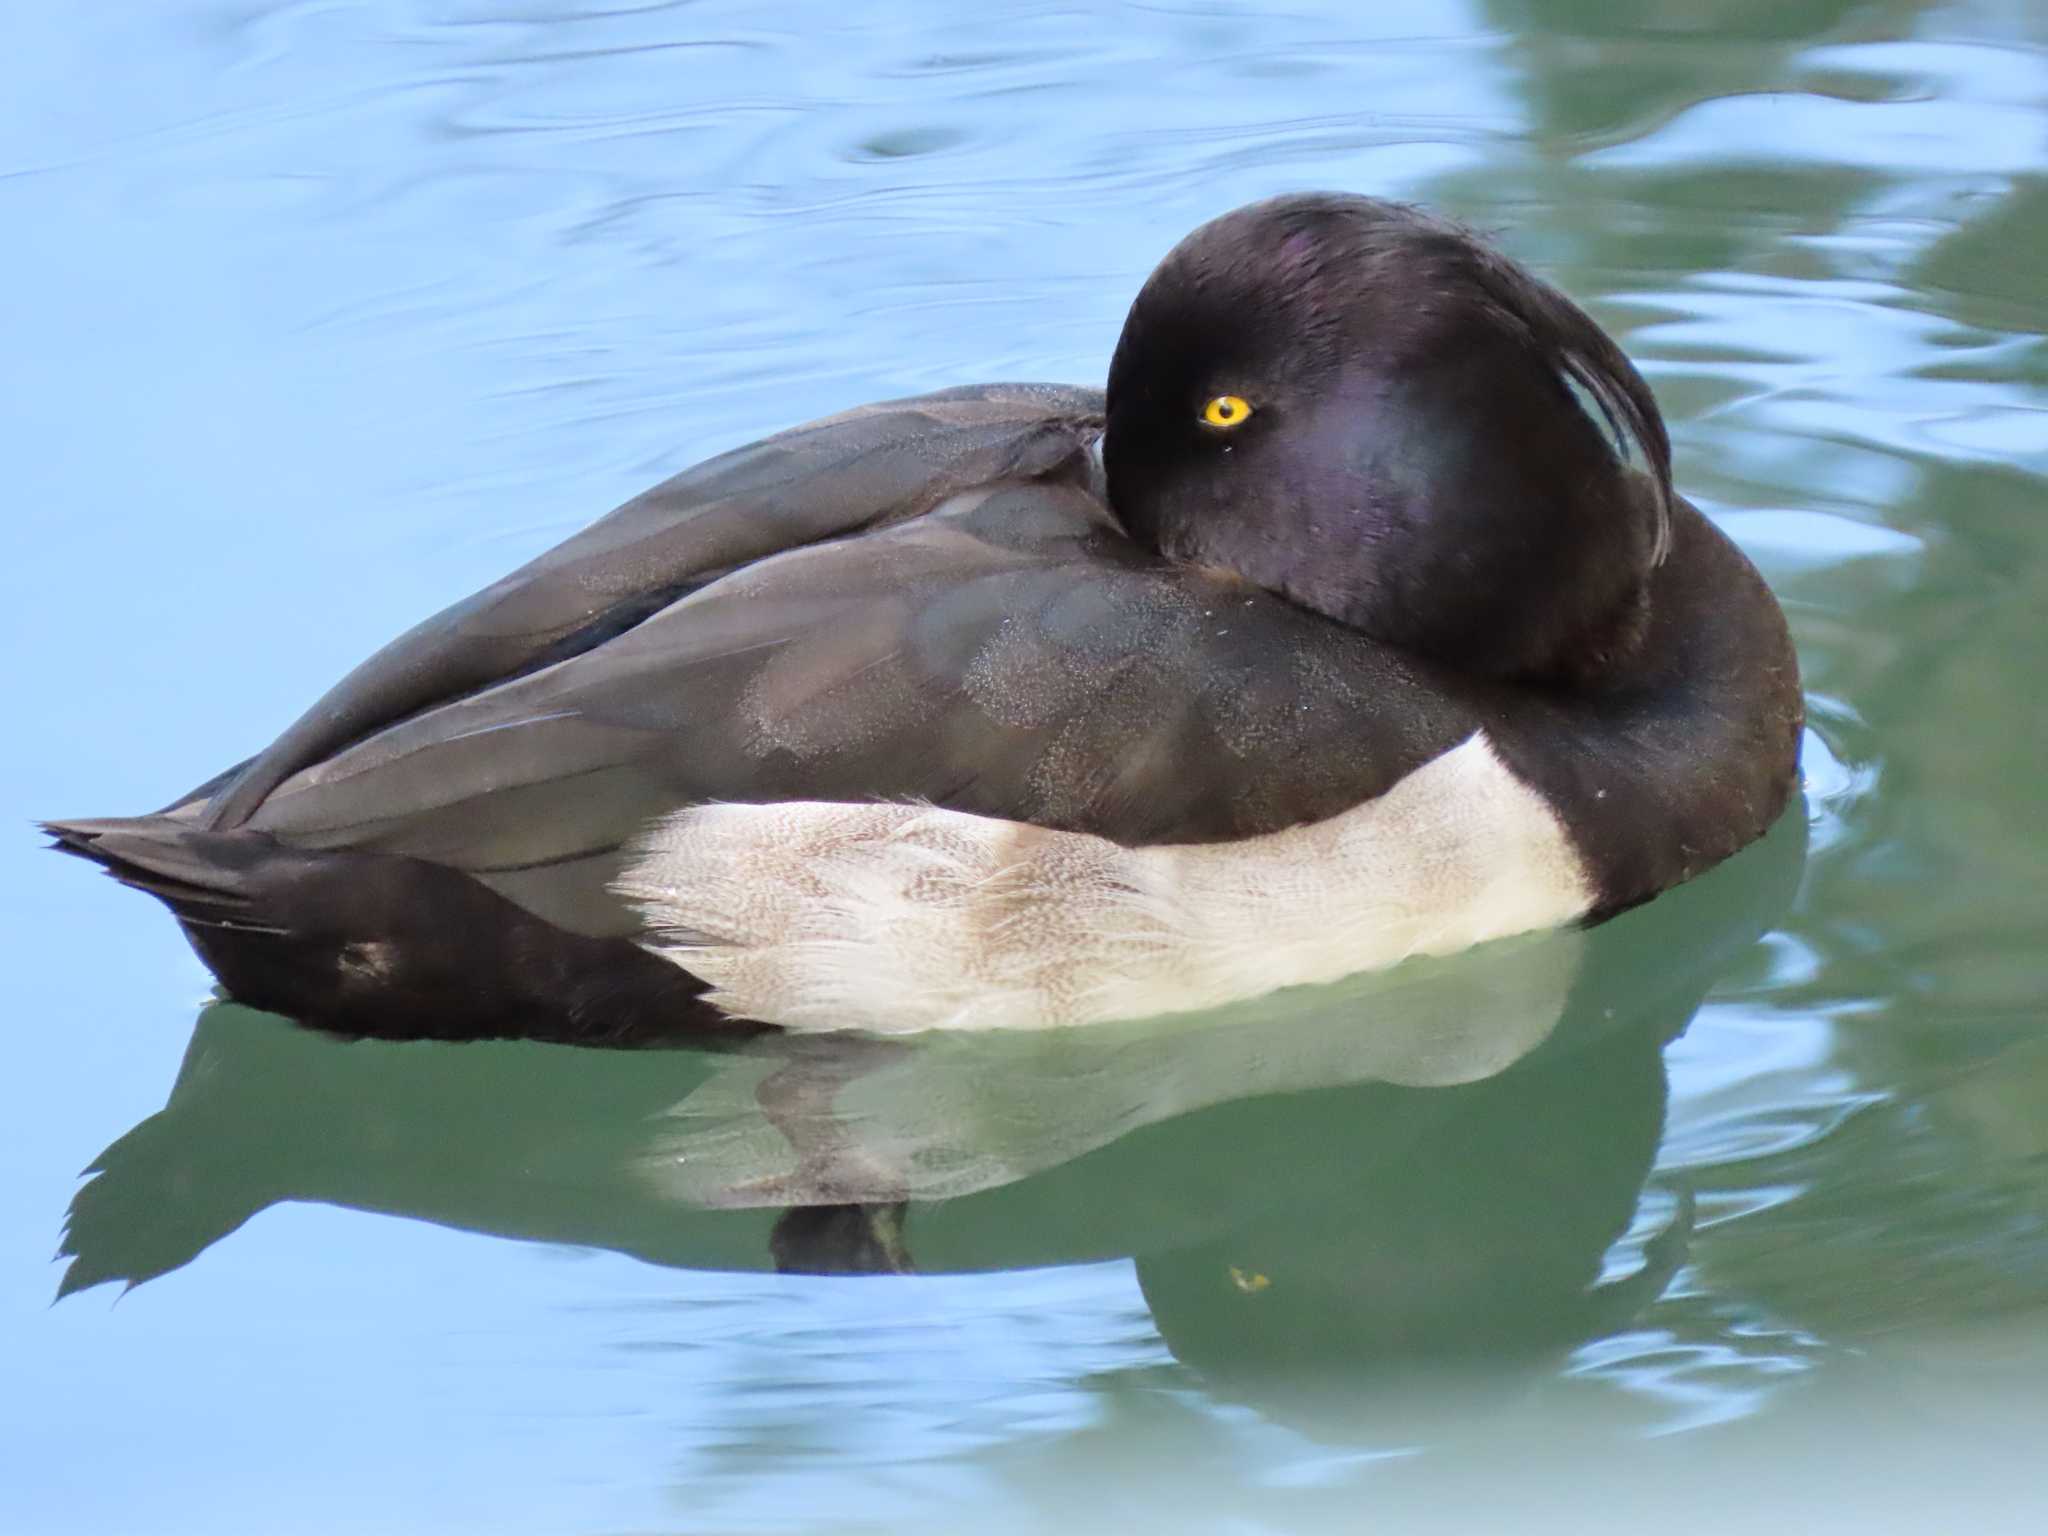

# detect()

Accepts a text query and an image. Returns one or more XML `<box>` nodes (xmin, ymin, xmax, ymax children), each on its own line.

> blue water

<box><xmin>6</xmin><ymin>2</ymin><xmax>2048</xmax><ymax>1531</ymax></box>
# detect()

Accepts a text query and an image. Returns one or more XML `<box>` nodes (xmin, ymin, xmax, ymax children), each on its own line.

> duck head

<box><xmin>1103</xmin><ymin>194</ymin><xmax>1673</xmax><ymax>685</ymax></box>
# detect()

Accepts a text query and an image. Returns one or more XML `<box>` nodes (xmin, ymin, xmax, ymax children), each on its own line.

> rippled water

<box><xmin>6</xmin><ymin>1</ymin><xmax>2047</xmax><ymax>1531</ymax></box>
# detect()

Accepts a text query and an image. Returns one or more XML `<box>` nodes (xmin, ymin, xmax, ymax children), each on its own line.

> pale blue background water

<box><xmin>5</xmin><ymin>1</ymin><xmax>2047</xmax><ymax>1532</ymax></box>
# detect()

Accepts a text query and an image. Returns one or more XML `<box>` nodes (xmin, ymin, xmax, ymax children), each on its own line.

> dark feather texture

<box><xmin>1105</xmin><ymin>195</ymin><xmax>1672</xmax><ymax>683</ymax></box>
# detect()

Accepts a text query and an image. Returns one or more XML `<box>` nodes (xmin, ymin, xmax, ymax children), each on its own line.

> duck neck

<box><xmin>1487</xmin><ymin>498</ymin><xmax>1804</xmax><ymax>918</ymax></box>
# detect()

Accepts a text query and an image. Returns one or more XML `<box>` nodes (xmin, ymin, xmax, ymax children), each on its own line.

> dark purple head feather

<box><xmin>1104</xmin><ymin>194</ymin><xmax>1673</xmax><ymax>685</ymax></box>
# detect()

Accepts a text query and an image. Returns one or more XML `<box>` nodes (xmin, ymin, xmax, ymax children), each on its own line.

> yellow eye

<box><xmin>1202</xmin><ymin>394</ymin><xmax>1254</xmax><ymax>429</ymax></box>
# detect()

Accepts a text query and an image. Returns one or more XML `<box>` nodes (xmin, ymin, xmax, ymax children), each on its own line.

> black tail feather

<box><xmin>42</xmin><ymin>818</ymin><xmax>279</xmax><ymax>931</ymax></box>
<box><xmin>43</xmin><ymin>814</ymin><xmax>736</xmax><ymax>1045</ymax></box>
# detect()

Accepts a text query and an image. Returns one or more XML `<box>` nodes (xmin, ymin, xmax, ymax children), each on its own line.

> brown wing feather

<box><xmin>199</xmin><ymin>384</ymin><xmax>1104</xmax><ymax>829</ymax></box>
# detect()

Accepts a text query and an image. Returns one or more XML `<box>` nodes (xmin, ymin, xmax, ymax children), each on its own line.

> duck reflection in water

<box><xmin>60</xmin><ymin>803</ymin><xmax>1804</xmax><ymax>1389</ymax></box>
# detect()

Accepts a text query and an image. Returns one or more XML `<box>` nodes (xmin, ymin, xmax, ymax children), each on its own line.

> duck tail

<box><xmin>42</xmin><ymin>815</ymin><xmax>735</xmax><ymax>1044</ymax></box>
<box><xmin>41</xmin><ymin>816</ymin><xmax>283</xmax><ymax>932</ymax></box>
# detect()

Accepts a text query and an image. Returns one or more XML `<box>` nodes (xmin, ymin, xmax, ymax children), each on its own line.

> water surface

<box><xmin>5</xmin><ymin>1</ymin><xmax>2047</xmax><ymax>1531</ymax></box>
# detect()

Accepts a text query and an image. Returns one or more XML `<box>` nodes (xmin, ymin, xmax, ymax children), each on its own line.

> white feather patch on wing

<box><xmin>615</xmin><ymin>731</ymin><xmax>1594</xmax><ymax>1033</ymax></box>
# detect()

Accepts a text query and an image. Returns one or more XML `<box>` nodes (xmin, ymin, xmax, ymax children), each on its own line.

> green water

<box><xmin>5</xmin><ymin>1</ymin><xmax>2046</xmax><ymax>1531</ymax></box>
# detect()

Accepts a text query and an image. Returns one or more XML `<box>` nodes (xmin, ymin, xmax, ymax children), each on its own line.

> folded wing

<box><xmin>199</xmin><ymin>384</ymin><xmax>1105</xmax><ymax>829</ymax></box>
<box><xmin>225</xmin><ymin>471</ymin><xmax>1478</xmax><ymax>937</ymax></box>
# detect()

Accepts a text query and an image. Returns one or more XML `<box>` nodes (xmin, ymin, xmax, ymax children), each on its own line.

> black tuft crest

<box><xmin>1461</xmin><ymin>237</ymin><xmax>1675</xmax><ymax>567</ymax></box>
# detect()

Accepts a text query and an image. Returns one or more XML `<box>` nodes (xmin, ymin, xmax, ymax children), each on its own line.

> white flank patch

<box><xmin>615</xmin><ymin>732</ymin><xmax>1594</xmax><ymax>1033</ymax></box>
